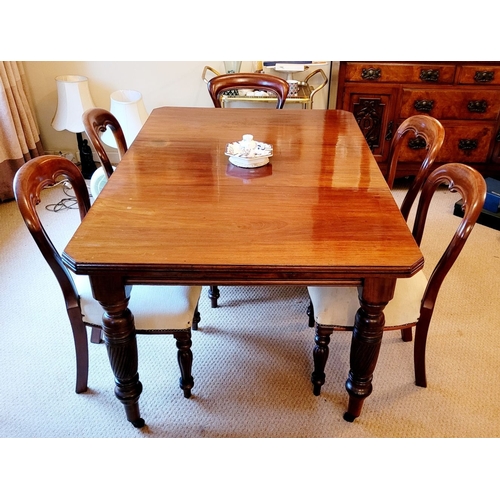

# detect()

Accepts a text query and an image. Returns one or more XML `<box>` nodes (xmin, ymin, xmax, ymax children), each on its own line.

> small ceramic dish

<box><xmin>225</xmin><ymin>134</ymin><xmax>273</xmax><ymax>168</ymax></box>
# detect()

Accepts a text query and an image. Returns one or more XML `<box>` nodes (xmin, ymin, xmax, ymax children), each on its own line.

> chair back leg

<box><xmin>413</xmin><ymin>307</ymin><xmax>434</xmax><ymax>387</ymax></box>
<box><xmin>67</xmin><ymin>306</ymin><xmax>90</xmax><ymax>394</ymax></box>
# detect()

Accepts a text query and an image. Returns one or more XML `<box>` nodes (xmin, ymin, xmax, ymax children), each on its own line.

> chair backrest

<box><xmin>386</xmin><ymin>115</ymin><xmax>445</xmax><ymax>220</ymax></box>
<box><xmin>82</xmin><ymin>108</ymin><xmax>128</xmax><ymax>178</ymax></box>
<box><xmin>13</xmin><ymin>155</ymin><xmax>91</xmax><ymax>310</ymax></box>
<box><xmin>412</xmin><ymin>162</ymin><xmax>486</xmax><ymax>310</ymax></box>
<box><xmin>207</xmin><ymin>73</ymin><xmax>290</xmax><ymax>109</ymax></box>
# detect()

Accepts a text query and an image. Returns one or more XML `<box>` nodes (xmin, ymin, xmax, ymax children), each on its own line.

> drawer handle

<box><xmin>458</xmin><ymin>139</ymin><xmax>478</xmax><ymax>151</ymax></box>
<box><xmin>420</xmin><ymin>69</ymin><xmax>439</xmax><ymax>82</ymax></box>
<box><xmin>361</xmin><ymin>67</ymin><xmax>381</xmax><ymax>80</ymax></box>
<box><xmin>474</xmin><ymin>70</ymin><xmax>495</xmax><ymax>83</ymax></box>
<box><xmin>408</xmin><ymin>137</ymin><xmax>427</xmax><ymax>150</ymax></box>
<box><xmin>414</xmin><ymin>99</ymin><xmax>434</xmax><ymax>112</ymax></box>
<box><xmin>467</xmin><ymin>100</ymin><xmax>488</xmax><ymax>113</ymax></box>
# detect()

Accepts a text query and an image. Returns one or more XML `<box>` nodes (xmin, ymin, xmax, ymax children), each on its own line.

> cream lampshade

<box><xmin>51</xmin><ymin>75</ymin><xmax>97</xmax><ymax>179</ymax></box>
<box><xmin>101</xmin><ymin>89</ymin><xmax>148</xmax><ymax>148</ymax></box>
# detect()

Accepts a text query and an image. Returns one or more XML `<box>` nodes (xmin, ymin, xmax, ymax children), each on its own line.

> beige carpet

<box><xmin>1</xmin><ymin>181</ymin><xmax>500</xmax><ymax>439</ymax></box>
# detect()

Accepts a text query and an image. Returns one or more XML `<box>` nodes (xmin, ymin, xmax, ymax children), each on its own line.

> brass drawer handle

<box><xmin>408</xmin><ymin>137</ymin><xmax>427</xmax><ymax>150</ymax></box>
<box><xmin>458</xmin><ymin>139</ymin><xmax>478</xmax><ymax>151</ymax></box>
<box><xmin>420</xmin><ymin>69</ymin><xmax>439</xmax><ymax>82</ymax></box>
<box><xmin>467</xmin><ymin>100</ymin><xmax>488</xmax><ymax>113</ymax></box>
<box><xmin>414</xmin><ymin>99</ymin><xmax>434</xmax><ymax>112</ymax></box>
<box><xmin>361</xmin><ymin>67</ymin><xmax>381</xmax><ymax>80</ymax></box>
<box><xmin>474</xmin><ymin>71</ymin><xmax>495</xmax><ymax>83</ymax></box>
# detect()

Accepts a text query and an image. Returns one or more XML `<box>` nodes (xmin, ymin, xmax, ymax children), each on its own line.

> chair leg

<box><xmin>311</xmin><ymin>323</ymin><xmax>333</xmax><ymax>396</ymax></box>
<box><xmin>67</xmin><ymin>307</ymin><xmax>89</xmax><ymax>394</ymax></box>
<box><xmin>192</xmin><ymin>304</ymin><xmax>201</xmax><ymax>331</ymax></box>
<box><xmin>208</xmin><ymin>285</ymin><xmax>220</xmax><ymax>308</ymax></box>
<box><xmin>307</xmin><ymin>300</ymin><xmax>315</xmax><ymax>328</ymax></box>
<box><xmin>401</xmin><ymin>327</ymin><xmax>413</xmax><ymax>342</ymax></box>
<box><xmin>90</xmin><ymin>326</ymin><xmax>103</xmax><ymax>344</ymax></box>
<box><xmin>173</xmin><ymin>329</ymin><xmax>194</xmax><ymax>398</ymax></box>
<box><xmin>413</xmin><ymin>310</ymin><xmax>433</xmax><ymax>388</ymax></box>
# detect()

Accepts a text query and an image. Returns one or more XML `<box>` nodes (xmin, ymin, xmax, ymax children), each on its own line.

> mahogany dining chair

<box><xmin>207</xmin><ymin>72</ymin><xmax>290</xmax><ymax>109</ymax></box>
<box><xmin>206</xmin><ymin>73</ymin><xmax>290</xmax><ymax>308</ymax></box>
<box><xmin>82</xmin><ymin>108</ymin><xmax>127</xmax><ymax>200</ymax></box>
<box><xmin>307</xmin><ymin>115</ymin><xmax>446</xmax><ymax>328</ymax></box>
<box><xmin>14</xmin><ymin>155</ymin><xmax>202</xmax><ymax>415</ymax></box>
<box><xmin>307</xmin><ymin>163</ymin><xmax>486</xmax><ymax>396</ymax></box>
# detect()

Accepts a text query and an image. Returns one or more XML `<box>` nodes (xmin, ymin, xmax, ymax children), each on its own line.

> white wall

<box><xmin>23</xmin><ymin>61</ymin><xmax>334</xmax><ymax>158</ymax></box>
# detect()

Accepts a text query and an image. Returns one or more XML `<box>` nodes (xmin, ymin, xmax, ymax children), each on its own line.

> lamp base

<box><xmin>77</xmin><ymin>132</ymin><xmax>96</xmax><ymax>179</ymax></box>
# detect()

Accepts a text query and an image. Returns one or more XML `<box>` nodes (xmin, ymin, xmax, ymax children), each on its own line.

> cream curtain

<box><xmin>0</xmin><ymin>62</ymin><xmax>44</xmax><ymax>201</ymax></box>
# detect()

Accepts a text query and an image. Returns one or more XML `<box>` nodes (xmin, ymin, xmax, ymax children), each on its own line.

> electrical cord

<box><xmin>44</xmin><ymin>180</ymin><xmax>79</xmax><ymax>212</ymax></box>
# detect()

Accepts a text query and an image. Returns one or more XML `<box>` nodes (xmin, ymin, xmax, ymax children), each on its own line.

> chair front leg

<box><xmin>401</xmin><ymin>327</ymin><xmax>413</xmax><ymax>342</ymax></box>
<box><xmin>311</xmin><ymin>323</ymin><xmax>333</xmax><ymax>396</ymax></box>
<box><xmin>90</xmin><ymin>326</ymin><xmax>104</xmax><ymax>344</ymax></box>
<box><xmin>208</xmin><ymin>285</ymin><xmax>220</xmax><ymax>308</ymax></box>
<box><xmin>173</xmin><ymin>329</ymin><xmax>194</xmax><ymax>398</ymax></box>
<box><xmin>307</xmin><ymin>300</ymin><xmax>315</xmax><ymax>328</ymax></box>
<box><xmin>192</xmin><ymin>304</ymin><xmax>201</xmax><ymax>331</ymax></box>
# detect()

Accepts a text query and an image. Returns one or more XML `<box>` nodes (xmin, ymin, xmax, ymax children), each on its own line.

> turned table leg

<box><xmin>90</xmin><ymin>276</ymin><xmax>145</xmax><ymax>428</ymax></box>
<box><xmin>344</xmin><ymin>277</ymin><xmax>396</xmax><ymax>422</ymax></box>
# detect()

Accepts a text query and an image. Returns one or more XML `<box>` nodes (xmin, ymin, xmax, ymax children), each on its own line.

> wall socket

<box><xmin>45</xmin><ymin>151</ymin><xmax>78</xmax><ymax>163</ymax></box>
<box><xmin>46</xmin><ymin>149</ymin><xmax>120</xmax><ymax>165</ymax></box>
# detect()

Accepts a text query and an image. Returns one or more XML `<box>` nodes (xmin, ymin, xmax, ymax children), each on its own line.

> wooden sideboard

<box><xmin>334</xmin><ymin>61</ymin><xmax>500</xmax><ymax>179</ymax></box>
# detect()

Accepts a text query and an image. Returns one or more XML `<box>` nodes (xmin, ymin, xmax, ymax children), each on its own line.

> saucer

<box><xmin>225</xmin><ymin>136</ymin><xmax>273</xmax><ymax>169</ymax></box>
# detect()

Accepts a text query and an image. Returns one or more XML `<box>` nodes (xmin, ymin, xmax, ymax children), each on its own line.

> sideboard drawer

<box><xmin>457</xmin><ymin>65</ymin><xmax>500</xmax><ymax>85</ymax></box>
<box><xmin>400</xmin><ymin>88</ymin><xmax>500</xmax><ymax>120</ymax></box>
<box><xmin>344</xmin><ymin>62</ymin><xmax>456</xmax><ymax>84</ymax></box>
<box><xmin>398</xmin><ymin>122</ymin><xmax>495</xmax><ymax>164</ymax></box>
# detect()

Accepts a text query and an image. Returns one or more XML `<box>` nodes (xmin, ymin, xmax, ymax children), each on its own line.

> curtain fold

<box><xmin>0</xmin><ymin>62</ymin><xmax>44</xmax><ymax>202</ymax></box>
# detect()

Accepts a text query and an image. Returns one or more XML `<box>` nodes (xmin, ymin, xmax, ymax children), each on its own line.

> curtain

<box><xmin>0</xmin><ymin>62</ymin><xmax>44</xmax><ymax>202</ymax></box>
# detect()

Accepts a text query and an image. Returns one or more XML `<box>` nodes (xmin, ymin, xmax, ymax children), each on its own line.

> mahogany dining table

<box><xmin>63</xmin><ymin>106</ymin><xmax>424</xmax><ymax>427</ymax></box>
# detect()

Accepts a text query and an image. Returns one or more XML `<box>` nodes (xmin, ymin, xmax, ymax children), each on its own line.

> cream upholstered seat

<box><xmin>74</xmin><ymin>273</ymin><xmax>200</xmax><ymax>331</ymax></box>
<box><xmin>14</xmin><ymin>155</ymin><xmax>201</xmax><ymax>399</ymax></box>
<box><xmin>89</xmin><ymin>166</ymin><xmax>112</xmax><ymax>200</ymax></box>
<box><xmin>308</xmin><ymin>271</ymin><xmax>427</xmax><ymax>331</ymax></box>
<box><xmin>307</xmin><ymin>163</ymin><xmax>486</xmax><ymax>396</ymax></box>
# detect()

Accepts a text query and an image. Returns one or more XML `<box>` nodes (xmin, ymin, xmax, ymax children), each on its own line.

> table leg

<box><xmin>90</xmin><ymin>276</ymin><xmax>144</xmax><ymax>428</ymax></box>
<box><xmin>344</xmin><ymin>277</ymin><xmax>396</xmax><ymax>422</ymax></box>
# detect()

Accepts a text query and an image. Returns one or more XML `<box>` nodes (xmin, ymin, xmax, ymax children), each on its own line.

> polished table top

<box><xmin>62</xmin><ymin>106</ymin><xmax>424</xmax><ymax>426</ymax></box>
<box><xmin>64</xmin><ymin>107</ymin><xmax>423</xmax><ymax>284</ymax></box>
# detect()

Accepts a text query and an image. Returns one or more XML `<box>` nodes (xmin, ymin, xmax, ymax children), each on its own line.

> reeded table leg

<box><xmin>90</xmin><ymin>276</ymin><xmax>144</xmax><ymax>428</ymax></box>
<box><xmin>344</xmin><ymin>278</ymin><xmax>396</xmax><ymax>422</ymax></box>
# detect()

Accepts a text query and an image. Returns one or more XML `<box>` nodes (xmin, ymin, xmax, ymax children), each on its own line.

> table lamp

<box><xmin>51</xmin><ymin>75</ymin><xmax>97</xmax><ymax>179</ymax></box>
<box><xmin>101</xmin><ymin>90</ymin><xmax>148</xmax><ymax>148</ymax></box>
